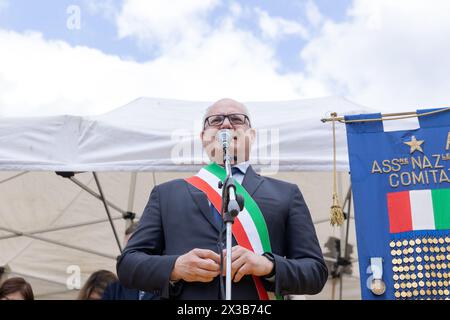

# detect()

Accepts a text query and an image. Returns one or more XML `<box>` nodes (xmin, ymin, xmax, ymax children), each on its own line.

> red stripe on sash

<box><xmin>387</xmin><ymin>191</ymin><xmax>413</xmax><ymax>233</ymax></box>
<box><xmin>253</xmin><ymin>276</ymin><xmax>269</xmax><ymax>300</ymax></box>
<box><xmin>186</xmin><ymin>176</ymin><xmax>253</xmax><ymax>251</ymax></box>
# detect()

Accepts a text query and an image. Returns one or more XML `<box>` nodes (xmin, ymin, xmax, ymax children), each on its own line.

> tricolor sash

<box><xmin>185</xmin><ymin>162</ymin><xmax>280</xmax><ymax>300</ymax></box>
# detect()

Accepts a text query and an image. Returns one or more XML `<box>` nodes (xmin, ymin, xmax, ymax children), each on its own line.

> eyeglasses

<box><xmin>204</xmin><ymin>113</ymin><xmax>251</xmax><ymax>129</ymax></box>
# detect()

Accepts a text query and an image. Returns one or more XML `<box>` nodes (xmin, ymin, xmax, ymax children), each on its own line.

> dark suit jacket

<box><xmin>117</xmin><ymin>166</ymin><xmax>328</xmax><ymax>299</ymax></box>
<box><xmin>102</xmin><ymin>281</ymin><xmax>159</xmax><ymax>300</ymax></box>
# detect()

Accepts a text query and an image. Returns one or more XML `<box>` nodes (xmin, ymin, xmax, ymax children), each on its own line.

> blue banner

<box><xmin>345</xmin><ymin>109</ymin><xmax>450</xmax><ymax>300</ymax></box>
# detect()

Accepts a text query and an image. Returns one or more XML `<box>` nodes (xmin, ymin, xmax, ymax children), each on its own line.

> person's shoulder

<box><xmin>258</xmin><ymin>173</ymin><xmax>299</xmax><ymax>191</ymax></box>
<box><xmin>104</xmin><ymin>280</ymin><xmax>121</xmax><ymax>290</ymax></box>
<box><xmin>102</xmin><ymin>281</ymin><xmax>122</xmax><ymax>299</ymax></box>
<box><xmin>151</xmin><ymin>178</ymin><xmax>190</xmax><ymax>192</ymax></box>
<box><xmin>103</xmin><ymin>281</ymin><xmax>142</xmax><ymax>300</ymax></box>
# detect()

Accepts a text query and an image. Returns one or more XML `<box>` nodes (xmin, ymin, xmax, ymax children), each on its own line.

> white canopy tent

<box><xmin>0</xmin><ymin>97</ymin><xmax>373</xmax><ymax>299</ymax></box>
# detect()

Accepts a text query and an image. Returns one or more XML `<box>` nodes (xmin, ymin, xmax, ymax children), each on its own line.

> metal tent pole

<box><xmin>0</xmin><ymin>225</ymin><xmax>117</xmax><ymax>259</ymax></box>
<box><xmin>0</xmin><ymin>172</ymin><xmax>29</xmax><ymax>184</ymax></box>
<box><xmin>339</xmin><ymin>185</ymin><xmax>353</xmax><ymax>300</ymax></box>
<box><xmin>92</xmin><ymin>172</ymin><xmax>123</xmax><ymax>253</ymax></box>
<box><xmin>0</xmin><ymin>216</ymin><xmax>124</xmax><ymax>241</ymax></box>
<box><xmin>126</xmin><ymin>172</ymin><xmax>138</xmax><ymax>230</ymax></box>
<box><xmin>67</xmin><ymin>176</ymin><xmax>129</xmax><ymax>216</ymax></box>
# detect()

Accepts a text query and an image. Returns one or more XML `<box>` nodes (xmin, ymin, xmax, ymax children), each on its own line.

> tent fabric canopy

<box><xmin>0</xmin><ymin>96</ymin><xmax>372</xmax><ymax>172</ymax></box>
<box><xmin>0</xmin><ymin>97</ymin><xmax>371</xmax><ymax>299</ymax></box>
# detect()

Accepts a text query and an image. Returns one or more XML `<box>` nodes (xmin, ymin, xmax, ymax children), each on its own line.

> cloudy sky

<box><xmin>0</xmin><ymin>0</ymin><xmax>449</xmax><ymax>116</ymax></box>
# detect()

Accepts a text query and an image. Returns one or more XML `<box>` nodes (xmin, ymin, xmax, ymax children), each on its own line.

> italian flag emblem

<box><xmin>387</xmin><ymin>188</ymin><xmax>450</xmax><ymax>233</ymax></box>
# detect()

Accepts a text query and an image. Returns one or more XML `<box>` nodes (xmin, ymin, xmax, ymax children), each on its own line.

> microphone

<box><xmin>216</xmin><ymin>129</ymin><xmax>231</xmax><ymax>150</ymax></box>
<box><xmin>215</xmin><ymin>128</ymin><xmax>243</xmax><ymax>301</ymax></box>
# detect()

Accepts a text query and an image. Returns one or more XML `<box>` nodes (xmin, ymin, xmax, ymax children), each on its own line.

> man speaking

<box><xmin>117</xmin><ymin>98</ymin><xmax>328</xmax><ymax>299</ymax></box>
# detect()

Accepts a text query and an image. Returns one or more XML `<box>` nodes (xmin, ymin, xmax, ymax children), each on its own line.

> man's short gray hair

<box><xmin>202</xmin><ymin>99</ymin><xmax>251</xmax><ymax>127</ymax></box>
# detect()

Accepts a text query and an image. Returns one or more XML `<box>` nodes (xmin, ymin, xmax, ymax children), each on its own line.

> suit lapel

<box><xmin>185</xmin><ymin>182</ymin><xmax>222</xmax><ymax>233</ymax></box>
<box><xmin>242</xmin><ymin>165</ymin><xmax>264</xmax><ymax>196</ymax></box>
<box><xmin>185</xmin><ymin>165</ymin><xmax>263</xmax><ymax>234</ymax></box>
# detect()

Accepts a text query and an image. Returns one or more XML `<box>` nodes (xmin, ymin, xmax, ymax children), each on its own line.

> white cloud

<box><xmin>0</xmin><ymin>0</ymin><xmax>314</xmax><ymax>117</ymax></box>
<box><xmin>0</xmin><ymin>30</ymin><xmax>145</xmax><ymax>116</ymax></box>
<box><xmin>305</xmin><ymin>0</ymin><xmax>323</xmax><ymax>28</ymax></box>
<box><xmin>300</xmin><ymin>0</ymin><xmax>450</xmax><ymax>111</ymax></box>
<box><xmin>84</xmin><ymin>0</ymin><xmax>118</xmax><ymax>20</ymax></box>
<box><xmin>2</xmin><ymin>0</ymin><xmax>450</xmax><ymax>117</ymax></box>
<box><xmin>256</xmin><ymin>7</ymin><xmax>309</xmax><ymax>40</ymax></box>
<box><xmin>116</xmin><ymin>0</ymin><xmax>220</xmax><ymax>51</ymax></box>
<box><xmin>0</xmin><ymin>25</ymin><xmax>304</xmax><ymax>117</ymax></box>
<box><xmin>229</xmin><ymin>1</ymin><xmax>242</xmax><ymax>18</ymax></box>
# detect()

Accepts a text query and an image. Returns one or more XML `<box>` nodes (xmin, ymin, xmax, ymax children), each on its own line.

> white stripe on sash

<box><xmin>197</xmin><ymin>169</ymin><xmax>264</xmax><ymax>254</ymax></box>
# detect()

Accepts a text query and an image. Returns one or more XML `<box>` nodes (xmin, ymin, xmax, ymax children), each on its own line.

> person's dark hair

<box><xmin>125</xmin><ymin>221</ymin><xmax>138</xmax><ymax>236</ymax></box>
<box><xmin>0</xmin><ymin>277</ymin><xmax>34</xmax><ymax>300</ymax></box>
<box><xmin>77</xmin><ymin>270</ymin><xmax>118</xmax><ymax>300</ymax></box>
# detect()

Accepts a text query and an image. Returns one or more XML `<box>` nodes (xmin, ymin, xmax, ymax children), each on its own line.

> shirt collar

<box><xmin>233</xmin><ymin>161</ymin><xmax>250</xmax><ymax>174</ymax></box>
<box><xmin>214</xmin><ymin>161</ymin><xmax>250</xmax><ymax>174</ymax></box>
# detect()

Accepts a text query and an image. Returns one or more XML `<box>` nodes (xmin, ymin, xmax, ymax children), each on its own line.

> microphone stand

<box><xmin>219</xmin><ymin>144</ymin><xmax>244</xmax><ymax>300</ymax></box>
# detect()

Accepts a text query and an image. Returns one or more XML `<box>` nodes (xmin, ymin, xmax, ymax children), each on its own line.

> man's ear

<box><xmin>200</xmin><ymin>130</ymin><xmax>211</xmax><ymax>150</ymax></box>
<box><xmin>200</xmin><ymin>131</ymin><xmax>205</xmax><ymax>149</ymax></box>
<box><xmin>249</xmin><ymin>128</ymin><xmax>256</xmax><ymax>144</ymax></box>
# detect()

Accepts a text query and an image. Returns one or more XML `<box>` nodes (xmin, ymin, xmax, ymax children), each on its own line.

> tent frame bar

<box><xmin>92</xmin><ymin>172</ymin><xmax>123</xmax><ymax>253</ymax></box>
<box><xmin>321</xmin><ymin>107</ymin><xmax>450</xmax><ymax>123</ymax></box>
<box><xmin>125</xmin><ymin>172</ymin><xmax>138</xmax><ymax>230</ymax></box>
<box><xmin>0</xmin><ymin>216</ymin><xmax>124</xmax><ymax>241</ymax></box>
<box><xmin>67</xmin><ymin>175</ymin><xmax>129</xmax><ymax>216</ymax></box>
<box><xmin>0</xmin><ymin>225</ymin><xmax>117</xmax><ymax>260</ymax></box>
<box><xmin>330</xmin><ymin>185</ymin><xmax>353</xmax><ymax>300</ymax></box>
<box><xmin>0</xmin><ymin>171</ymin><xmax>29</xmax><ymax>185</ymax></box>
<box><xmin>58</xmin><ymin>172</ymin><xmax>136</xmax><ymax>253</ymax></box>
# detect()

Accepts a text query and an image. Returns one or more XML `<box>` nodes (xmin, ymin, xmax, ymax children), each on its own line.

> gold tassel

<box><xmin>331</xmin><ymin>193</ymin><xmax>345</xmax><ymax>226</ymax></box>
<box><xmin>330</xmin><ymin>112</ymin><xmax>345</xmax><ymax>226</ymax></box>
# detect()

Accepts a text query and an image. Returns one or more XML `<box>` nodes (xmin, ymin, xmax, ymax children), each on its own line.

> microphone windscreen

<box><xmin>216</xmin><ymin>129</ymin><xmax>231</xmax><ymax>148</ymax></box>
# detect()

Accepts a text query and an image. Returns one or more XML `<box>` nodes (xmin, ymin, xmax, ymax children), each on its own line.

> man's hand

<box><xmin>222</xmin><ymin>246</ymin><xmax>274</xmax><ymax>282</ymax></box>
<box><xmin>170</xmin><ymin>248</ymin><xmax>220</xmax><ymax>283</ymax></box>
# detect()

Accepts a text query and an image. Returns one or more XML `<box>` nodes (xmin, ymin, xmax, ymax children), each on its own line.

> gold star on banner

<box><xmin>404</xmin><ymin>136</ymin><xmax>425</xmax><ymax>154</ymax></box>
